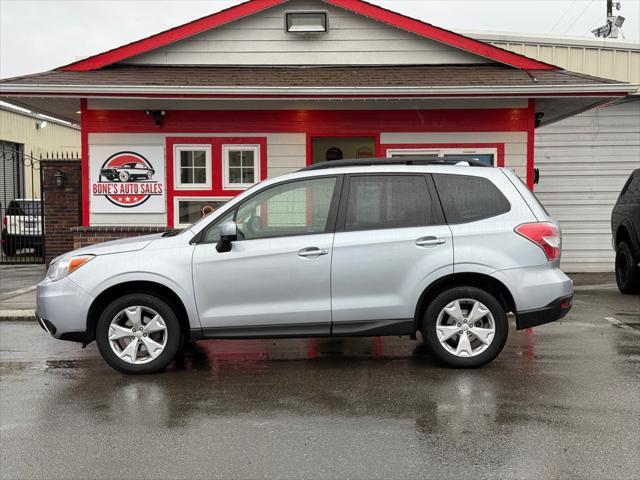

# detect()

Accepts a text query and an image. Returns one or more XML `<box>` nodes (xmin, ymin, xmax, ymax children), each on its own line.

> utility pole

<box><xmin>592</xmin><ymin>1</ymin><xmax>625</xmax><ymax>38</ymax></box>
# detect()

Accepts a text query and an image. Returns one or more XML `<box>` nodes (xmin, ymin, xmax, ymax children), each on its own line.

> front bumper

<box><xmin>36</xmin><ymin>276</ymin><xmax>94</xmax><ymax>342</ymax></box>
<box><xmin>516</xmin><ymin>295</ymin><xmax>573</xmax><ymax>330</ymax></box>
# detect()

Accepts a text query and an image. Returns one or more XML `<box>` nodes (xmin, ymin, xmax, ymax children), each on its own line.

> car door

<box><xmin>192</xmin><ymin>175</ymin><xmax>341</xmax><ymax>336</ymax></box>
<box><xmin>331</xmin><ymin>173</ymin><xmax>453</xmax><ymax>335</ymax></box>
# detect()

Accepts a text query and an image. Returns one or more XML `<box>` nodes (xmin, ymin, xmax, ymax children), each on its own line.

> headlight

<box><xmin>46</xmin><ymin>255</ymin><xmax>95</xmax><ymax>282</ymax></box>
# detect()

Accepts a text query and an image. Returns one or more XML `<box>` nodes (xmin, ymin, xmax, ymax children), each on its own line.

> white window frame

<box><xmin>174</xmin><ymin>144</ymin><xmax>212</xmax><ymax>190</ymax></box>
<box><xmin>386</xmin><ymin>147</ymin><xmax>497</xmax><ymax>165</ymax></box>
<box><xmin>173</xmin><ymin>196</ymin><xmax>232</xmax><ymax>228</ymax></box>
<box><xmin>223</xmin><ymin>144</ymin><xmax>260</xmax><ymax>190</ymax></box>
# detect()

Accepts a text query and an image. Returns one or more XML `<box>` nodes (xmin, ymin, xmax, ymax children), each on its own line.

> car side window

<box><xmin>433</xmin><ymin>173</ymin><xmax>511</xmax><ymax>224</ymax></box>
<box><xmin>344</xmin><ymin>175</ymin><xmax>434</xmax><ymax>231</ymax></box>
<box><xmin>227</xmin><ymin>177</ymin><xmax>337</xmax><ymax>240</ymax></box>
<box><xmin>202</xmin><ymin>210</ymin><xmax>236</xmax><ymax>243</ymax></box>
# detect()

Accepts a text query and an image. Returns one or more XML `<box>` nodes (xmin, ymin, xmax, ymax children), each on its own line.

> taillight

<box><xmin>515</xmin><ymin>222</ymin><xmax>560</xmax><ymax>261</ymax></box>
<box><xmin>2</xmin><ymin>216</ymin><xmax>6</xmax><ymax>227</ymax></box>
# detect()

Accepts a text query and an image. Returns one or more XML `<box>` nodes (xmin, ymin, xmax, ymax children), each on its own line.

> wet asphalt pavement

<box><xmin>1</xmin><ymin>282</ymin><xmax>639</xmax><ymax>480</ymax></box>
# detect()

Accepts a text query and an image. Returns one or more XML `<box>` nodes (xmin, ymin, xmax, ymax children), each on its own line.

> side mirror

<box><xmin>216</xmin><ymin>221</ymin><xmax>237</xmax><ymax>253</ymax></box>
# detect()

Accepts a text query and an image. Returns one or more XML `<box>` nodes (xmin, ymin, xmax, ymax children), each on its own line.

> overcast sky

<box><xmin>1</xmin><ymin>0</ymin><xmax>639</xmax><ymax>79</ymax></box>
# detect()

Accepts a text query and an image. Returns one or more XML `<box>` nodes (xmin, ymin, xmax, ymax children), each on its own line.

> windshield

<box><xmin>7</xmin><ymin>200</ymin><xmax>42</xmax><ymax>216</ymax></box>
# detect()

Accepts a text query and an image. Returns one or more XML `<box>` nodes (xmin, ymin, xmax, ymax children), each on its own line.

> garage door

<box><xmin>535</xmin><ymin>98</ymin><xmax>640</xmax><ymax>272</ymax></box>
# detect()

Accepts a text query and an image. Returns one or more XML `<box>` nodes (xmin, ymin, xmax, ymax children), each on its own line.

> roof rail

<box><xmin>302</xmin><ymin>157</ymin><xmax>490</xmax><ymax>171</ymax></box>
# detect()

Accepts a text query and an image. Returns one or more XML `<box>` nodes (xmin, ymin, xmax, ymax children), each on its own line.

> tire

<box><xmin>615</xmin><ymin>242</ymin><xmax>640</xmax><ymax>294</ymax></box>
<box><xmin>118</xmin><ymin>171</ymin><xmax>130</xmax><ymax>182</ymax></box>
<box><xmin>422</xmin><ymin>286</ymin><xmax>508</xmax><ymax>368</ymax></box>
<box><xmin>96</xmin><ymin>293</ymin><xmax>182</xmax><ymax>374</ymax></box>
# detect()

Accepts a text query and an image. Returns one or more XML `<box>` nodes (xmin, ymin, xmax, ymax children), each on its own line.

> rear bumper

<box><xmin>516</xmin><ymin>295</ymin><xmax>573</xmax><ymax>330</ymax></box>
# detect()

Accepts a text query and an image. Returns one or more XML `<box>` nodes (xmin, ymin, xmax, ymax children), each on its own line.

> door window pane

<box><xmin>433</xmin><ymin>174</ymin><xmax>511</xmax><ymax>224</ymax></box>
<box><xmin>235</xmin><ymin>177</ymin><xmax>336</xmax><ymax>239</ymax></box>
<box><xmin>345</xmin><ymin>175</ymin><xmax>432</xmax><ymax>231</ymax></box>
<box><xmin>177</xmin><ymin>199</ymin><xmax>227</xmax><ymax>226</ymax></box>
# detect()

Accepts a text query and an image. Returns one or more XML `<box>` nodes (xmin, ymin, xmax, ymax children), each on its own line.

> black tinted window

<box><xmin>345</xmin><ymin>175</ymin><xmax>434</xmax><ymax>231</ymax></box>
<box><xmin>433</xmin><ymin>174</ymin><xmax>510</xmax><ymax>223</ymax></box>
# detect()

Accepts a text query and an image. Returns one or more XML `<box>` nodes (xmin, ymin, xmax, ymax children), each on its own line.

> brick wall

<box><xmin>71</xmin><ymin>226</ymin><xmax>167</xmax><ymax>250</ymax></box>
<box><xmin>42</xmin><ymin>159</ymin><xmax>81</xmax><ymax>266</ymax></box>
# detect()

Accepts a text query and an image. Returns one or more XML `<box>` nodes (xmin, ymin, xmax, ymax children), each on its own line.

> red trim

<box><xmin>166</xmin><ymin>136</ymin><xmax>267</xmax><ymax>227</ymax></box>
<box><xmin>60</xmin><ymin>0</ymin><xmax>286</xmax><ymax>71</ymax></box>
<box><xmin>380</xmin><ymin>143</ymin><xmax>505</xmax><ymax>167</ymax></box>
<box><xmin>325</xmin><ymin>0</ymin><xmax>556</xmax><ymax>70</ymax></box>
<box><xmin>526</xmin><ymin>99</ymin><xmax>536</xmax><ymax>191</ymax></box>
<box><xmin>87</xmin><ymin>109</ymin><xmax>531</xmax><ymax>134</ymax></box>
<box><xmin>80</xmin><ymin>98</ymin><xmax>89</xmax><ymax>226</ymax></box>
<box><xmin>306</xmin><ymin>132</ymin><xmax>381</xmax><ymax>165</ymax></box>
<box><xmin>59</xmin><ymin>0</ymin><xmax>556</xmax><ymax>72</ymax></box>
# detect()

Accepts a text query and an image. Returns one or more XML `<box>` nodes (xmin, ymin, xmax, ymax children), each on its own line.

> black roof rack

<box><xmin>302</xmin><ymin>157</ymin><xmax>490</xmax><ymax>171</ymax></box>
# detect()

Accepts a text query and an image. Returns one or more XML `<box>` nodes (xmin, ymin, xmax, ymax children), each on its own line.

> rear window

<box><xmin>6</xmin><ymin>200</ymin><xmax>42</xmax><ymax>216</ymax></box>
<box><xmin>344</xmin><ymin>175</ymin><xmax>436</xmax><ymax>231</ymax></box>
<box><xmin>433</xmin><ymin>174</ymin><xmax>510</xmax><ymax>224</ymax></box>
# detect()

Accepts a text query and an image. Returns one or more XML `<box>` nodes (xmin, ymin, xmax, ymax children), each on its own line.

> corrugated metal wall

<box><xmin>535</xmin><ymin>98</ymin><xmax>640</xmax><ymax>272</ymax></box>
<box><xmin>0</xmin><ymin>108</ymin><xmax>80</xmax><ymax>197</ymax></box>
<box><xmin>466</xmin><ymin>31</ymin><xmax>640</xmax><ymax>85</ymax></box>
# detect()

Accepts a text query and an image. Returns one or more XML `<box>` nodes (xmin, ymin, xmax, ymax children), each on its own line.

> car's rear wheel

<box><xmin>96</xmin><ymin>294</ymin><xmax>181</xmax><ymax>374</ymax></box>
<box><xmin>615</xmin><ymin>241</ymin><xmax>640</xmax><ymax>294</ymax></box>
<box><xmin>422</xmin><ymin>287</ymin><xmax>508</xmax><ymax>368</ymax></box>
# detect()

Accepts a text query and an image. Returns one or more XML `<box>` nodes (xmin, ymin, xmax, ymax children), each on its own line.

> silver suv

<box><xmin>36</xmin><ymin>158</ymin><xmax>573</xmax><ymax>374</ymax></box>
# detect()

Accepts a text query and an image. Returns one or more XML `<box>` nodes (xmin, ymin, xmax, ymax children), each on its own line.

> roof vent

<box><xmin>285</xmin><ymin>11</ymin><xmax>328</xmax><ymax>33</ymax></box>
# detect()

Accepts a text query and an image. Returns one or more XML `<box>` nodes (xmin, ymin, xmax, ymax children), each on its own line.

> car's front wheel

<box><xmin>96</xmin><ymin>294</ymin><xmax>182</xmax><ymax>374</ymax></box>
<box><xmin>615</xmin><ymin>241</ymin><xmax>640</xmax><ymax>294</ymax></box>
<box><xmin>422</xmin><ymin>287</ymin><xmax>508</xmax><ymax>368</ymax></box>
<box><xmin>118</xmin><ymin>171</ymin><xmax>130</xmax><ymax>182</ymax></box>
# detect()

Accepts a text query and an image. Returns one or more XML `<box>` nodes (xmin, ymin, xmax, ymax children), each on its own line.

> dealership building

<box><xmin>0</xmin><ymin>0</ymin><xmax>637</xmax><ymax>270</ymax></box>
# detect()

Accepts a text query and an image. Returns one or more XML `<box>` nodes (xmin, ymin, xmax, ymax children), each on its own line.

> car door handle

<box><xmin>416</xmin><ymin>236</ymin><xmax>446</xmax><ymax>247</ymax></box>
<box><xmin>298</xmin><ymin>247</ymin><xmax>329</xmax><ymax>258</ymax></box>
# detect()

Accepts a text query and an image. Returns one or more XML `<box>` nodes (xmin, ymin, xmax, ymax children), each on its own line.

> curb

<box><xmin>0</xmin><ymin>310</ymin><xmax>36</xmax><ymax>322</ymax></box>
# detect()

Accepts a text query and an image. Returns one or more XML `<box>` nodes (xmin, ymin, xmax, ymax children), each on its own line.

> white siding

<box><xmin>535</xmin><ymin>99</ymin><xmax>640</xmax><ymax>272</ymax></box>
<box><xmin>88</xmin><ymin>132</ymin><xmax>306</xmax><ymax>226</ymax></box>
<box><xmin>124</xmin><ymin>0</ymin><xmax>490</xmax><ymax>66</ymax></box>
<box><xmin>381</xmin><ymin>132</ymin><xmax>528</xmax><ymax>179</ymax></box>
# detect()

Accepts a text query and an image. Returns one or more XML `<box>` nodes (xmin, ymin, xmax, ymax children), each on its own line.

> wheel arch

<box><xmin>414</xmin><ymin>273</ymin><xmax>516</xmax><ymax>331</ymax></box>
<box><xmin>616</xmin><ymin>225</ymin><xmax>631</xmax><ymax>247</ymax></box>
<box><xmin>85</xmin><ymin>281</ymin><xmax>191</xmax><ymax>345</ymax></box>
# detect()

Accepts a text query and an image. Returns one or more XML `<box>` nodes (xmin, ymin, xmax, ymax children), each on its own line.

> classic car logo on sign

<box><xmin>92</xmin><ymin>151</ymin><xmax>163</xmax><ymax>208</ymax></box>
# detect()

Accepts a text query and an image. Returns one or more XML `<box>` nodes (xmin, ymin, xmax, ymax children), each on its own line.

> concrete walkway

<box><xmin>0</xmin><ymin>265</ymin><xmax>44</xmax><ymax>320</ymax></box>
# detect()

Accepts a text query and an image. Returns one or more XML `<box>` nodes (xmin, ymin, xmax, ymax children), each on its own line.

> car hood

<box><xmin>51</xmin><ymin>233</ymin><xmax>164</xmax><ymax>263</ymax></box>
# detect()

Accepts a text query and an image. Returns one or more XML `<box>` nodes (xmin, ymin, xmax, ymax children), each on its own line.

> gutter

<box><xmin>0</xmin><ymin>83</ymin><xmax>637</xmax><ymax>97</ymax></box>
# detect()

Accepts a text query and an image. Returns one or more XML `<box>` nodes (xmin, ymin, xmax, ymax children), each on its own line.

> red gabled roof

<box><xmin>60</xmin><ymin>0</ymin><xmax>558</xmax><ymax>72</ymax></box>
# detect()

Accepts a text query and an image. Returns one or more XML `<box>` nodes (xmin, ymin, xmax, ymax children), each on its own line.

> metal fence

<box><xmin>1</xmin><ymin>145</ymin><xmax>45</xmax><ymax>264</ymax></box>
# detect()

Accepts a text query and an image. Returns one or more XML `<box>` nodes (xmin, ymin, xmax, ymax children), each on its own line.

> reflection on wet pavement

<box><xmin>1</xmin><ymin>288</ymin><xmax>639</xmax><ymax>480</ymax></box>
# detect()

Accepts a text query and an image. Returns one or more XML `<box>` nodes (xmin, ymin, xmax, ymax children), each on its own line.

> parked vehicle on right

<box><xmin>612</xmin><ymin>169</ymin><xmax>640</xmax><ymax>294</ymax></box>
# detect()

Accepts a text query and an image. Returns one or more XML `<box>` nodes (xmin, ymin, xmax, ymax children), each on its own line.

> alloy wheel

<box><xmin>435</xmin><ymin>298</ymin><xmax>496</xmax><ymax>358</ymax></box>
<box><xmin>108</xmin><ymin>306</ymin><xmax>168</xmax><ymax>364</ymax></box>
